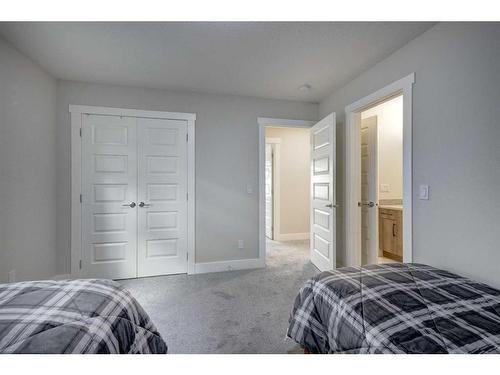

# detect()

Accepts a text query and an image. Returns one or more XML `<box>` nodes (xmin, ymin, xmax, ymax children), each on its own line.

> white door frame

<box><xmin>345</xmin><ymin>73</ymin><xmax>414</xmax><ymax>266</ymax></box>
<box><xmin>258</xmin><ymin>117</ymin><xmax>315</xmax><ymax>267</ymax></box>
<box><xmin>70</xmin><ymin>105</ymin><xmax>196</xmax><ymax>278</ymax></box>
<box><xmin>265</xmin><ymin>138</ymin><xmax>281</xmax><ymax>241</ymax></box>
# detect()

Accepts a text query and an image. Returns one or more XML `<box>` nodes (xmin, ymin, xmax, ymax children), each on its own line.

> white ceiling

<box><xmin>0</xmin><ymin>22</ymin><xmax>434</xmax><ymax>102</ymax></box>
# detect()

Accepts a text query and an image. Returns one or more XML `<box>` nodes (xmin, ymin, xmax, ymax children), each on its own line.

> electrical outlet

<box><xmin>8</xmin><ymin>270</ymin><xmax>16</xmax><ymax>283</ymax></box>
<box><xmin>238</xmin><ymin>240</ymin><xmax>244</xmax><ymax>249</ymax></box>
<box><xmin>246</xmin><ymin>184</ymin><xmax>253</xmax><ymax>194</ymax></box>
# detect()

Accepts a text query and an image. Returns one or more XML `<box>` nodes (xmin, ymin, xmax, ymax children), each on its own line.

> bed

<box><xmin>287</xmin><ymin>263</ymin><xmax>500</xmax><ymax>354</ymax></box>
<box><xmin>0</xmin><ymin>279</ymin><xmax>167</xmax><ymax>354</ymax></box>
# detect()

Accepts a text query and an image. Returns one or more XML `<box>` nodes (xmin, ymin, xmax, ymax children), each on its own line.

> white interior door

<box><xmin>82</xmin><ymin>114</ymin><xmax>138</xmax><ymax>279</ymax></box>
<box><xmin>265</xmin><ymin>143</ymin><xmax>274</xmax><ymax>240</ymax></box>
<box><xmin>137</xmin><ymin>118</ymin><xmax>188</xmax><ymax>277</ymax></box>
<box><xmin>310</xmin><ymin>113</ymin><xmax>336</xmax><ymax>272</ymax></box>
<box><xmin>360</xmin><ymin>116</ymin><xmax>378</xmax><ymax>265</ymax></box>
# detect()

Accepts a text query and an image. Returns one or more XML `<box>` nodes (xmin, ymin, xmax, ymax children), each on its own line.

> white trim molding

<box><xmin>258</xmin><ymin>117</ymin><xmax>316</xmax><ymax>267</ymax></box>
<box><xmin>69</xmin><ymin>105</ymin><xmax>196</xmax><ymax>278</ymax></box>
<box><xmin>265</xmin><ymin>137</ymin><xmax>282</xmax><ymax>144</ymax></box>
<box><xmin>69</xmin><ymin>105</ymin><xmax>196</xmax><ymax>121</ymax></box>
<box><xmin>278</xmin><ymin>232</ymin><xmax>310</xmax><ymax>241</ymax></box>
<box><xmin>345</xmin><ymin>73</ymin><xmax>414</xmax><ymax>266</ymax></box>
<box><xmin>194</xmin><ymin>258</ymin><xmax>263</xmax><ymax>274</ymax></box>
<box><xmin>258</xmin><ymin>117</ymin><xmax>315</xmax><ymax>128</ymax></box>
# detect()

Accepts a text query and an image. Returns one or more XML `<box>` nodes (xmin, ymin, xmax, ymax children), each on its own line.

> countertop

<box><xmin>378</xmin><ymin>205</ymin><xmax>403</xmax><ymax>211</ymax></box>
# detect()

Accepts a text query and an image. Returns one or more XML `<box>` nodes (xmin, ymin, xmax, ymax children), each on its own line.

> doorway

<box><xmin>345</xmin><ymin>74</ymin><xmax>414</xmax><ymax>267</ymax></box>
<box><xmin>360</xmin><ymin>95</ymin><xmax>404</xmax><ymax>265</ymax></box>
<box><xmin>264</xmin><ymin>126</ymin><xmax>310</xmax><ymax>266</ymax></box>
<box><xmin>258</xmin><ymin>115</ymin><xmax>336</xmax><ymax>272</ymax></box>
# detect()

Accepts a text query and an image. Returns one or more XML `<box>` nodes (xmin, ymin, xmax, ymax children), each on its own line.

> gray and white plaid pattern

<box><xmin>0</xmin><ymin>279</ymin><xmax>167</xmax><ymax>354</ymax></box>
<box><xmin>287</xmin><ymin>263</ymin><xmax>500</xmax><ymax>353</ymax></box>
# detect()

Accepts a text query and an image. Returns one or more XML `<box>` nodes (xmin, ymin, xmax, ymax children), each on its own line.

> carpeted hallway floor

<box><xmin>120</xmin><ymin>239</ymin><xmax>318</xmax><ymax>353</ymax></box>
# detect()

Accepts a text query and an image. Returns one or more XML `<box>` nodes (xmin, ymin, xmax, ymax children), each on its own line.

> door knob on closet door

<box><xmin>138</xmin><ymin>202</ymin><xmax>151</xmax><ymax>208</ymax></box>
<box><xmin>325</xmin><ymin>203</ymin><xmax>337</xmax><ymax>208</ymax></box>
<box><xmin>121</xmin><ymin>202</ymin><xmax>136</xmax><ymax>208</ymax></box>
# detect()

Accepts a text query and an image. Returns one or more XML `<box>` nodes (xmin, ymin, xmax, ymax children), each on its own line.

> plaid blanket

<box><xmin>287</xmin><ymin>263</ymin><xmax>500</xmax><ymax>353</ymax></box>
<box><xmin>0</xmin><ymin>279</ymin><xmax>167</xmax><ymax>354</ymax></box>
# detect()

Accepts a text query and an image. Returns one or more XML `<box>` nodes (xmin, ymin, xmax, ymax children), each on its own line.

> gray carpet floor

<box><xmin>120</xmin><ymin>239</ymin><xmax>318</xmax><ymax>353</ymax></box>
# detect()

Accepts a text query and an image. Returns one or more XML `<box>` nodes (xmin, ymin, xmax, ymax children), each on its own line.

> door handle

<box><xmin>325</xmin><ymin>203</ymin><xmax>337</xmax><ymax>208</ymax></box>
<box><xmin>138</xmin><ymin>202</ymin><xmax>151</xmax><ymax>208</ymax></box>
<box><xmin>358</xmin><ymin>201</ymin><xmax>375</xmax><ymax>207</ymax></box>
<box><xmin>121</xmin><ymin>202</ymin><xmax>136</xmax><ymax>208</ymax></box>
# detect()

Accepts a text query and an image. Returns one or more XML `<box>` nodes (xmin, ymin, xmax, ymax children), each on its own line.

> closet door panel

<box><xmin>137</xmin><ymin>118</ymin><xmax>188</xmax><ymax>277</ymax></box>
<box><xmin>81</xmin><ymin>114</ymin><xmax>138</xmax><ymax>279</ymax></box>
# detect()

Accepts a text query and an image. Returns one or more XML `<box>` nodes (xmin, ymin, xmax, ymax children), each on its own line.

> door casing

<box><xmin>70</xmin><ymin>105</ymin><xmax>196</xmax><ymax>278</ymax></box>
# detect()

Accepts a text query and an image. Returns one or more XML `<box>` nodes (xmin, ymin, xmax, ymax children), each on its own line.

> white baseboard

<box><xmin>51</xmin><ymin>274</ymin><xmax>71</xmax><ymax>280</ymax></box>
<box><xmin>278</xmin><ymin>232</ymin><xmax>310</xmax><ymax>241</ymax></box>
<box><xmin>53</xmin><ymin>261</ymin><xmax>264</xmax><ymax>279</ymax></box>
<box><xmin>195</xmin><ymin>258</ymin><xmax>264</xmax><ymax>274</ymax></box>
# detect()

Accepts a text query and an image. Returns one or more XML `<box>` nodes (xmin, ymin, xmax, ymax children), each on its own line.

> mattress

<box><xmin>287</xmin><ymin>263</ymin><xmax>500</xmax><ymax>353</ymax></box>
<box><xmin>0</xmin><ymin>279</ymin><xmax>167</xmax><ymax>354</ymax></box>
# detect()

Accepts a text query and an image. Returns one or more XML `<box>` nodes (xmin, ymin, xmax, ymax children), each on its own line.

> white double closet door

<box><xmin>82</xmin><ymin>114</ymin><xmax>188</xmax><ymax>279</ymax></box>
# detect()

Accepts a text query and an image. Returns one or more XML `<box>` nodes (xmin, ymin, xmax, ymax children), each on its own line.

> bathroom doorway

<box><xmin>360</xmin><ymin>95</ymin><xmax>403</xmax><ymax>265</ymax></box>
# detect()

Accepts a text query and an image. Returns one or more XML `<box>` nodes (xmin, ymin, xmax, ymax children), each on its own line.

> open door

<box><xmin>310</xmin><ymin>113</ymin><xmax>336</xmax><ymax>271</ymax></box>
<box><xmin>360</xmin><ymin>116</ymin><xmax>378</xmax><ymax>265</ymax></box>
<box><xmin>265</xmin><ymin>143</ymin><xmax>274</xmax><ymax>239</ymax></box>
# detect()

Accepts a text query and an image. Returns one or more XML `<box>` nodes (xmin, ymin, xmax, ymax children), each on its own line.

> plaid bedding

<box><xmin>0</xmin><ymin>279</ymin><xmax>167</xmax><ymax>354</ymax></box>
<box><xmin>287</xmin><ymin>263</ymin><xmax>500</xmax><ymax>353</ymax></box>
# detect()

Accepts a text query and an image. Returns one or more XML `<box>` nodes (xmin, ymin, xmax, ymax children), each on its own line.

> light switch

<box><xmin>246</xmin><ymin>184</ymin><xmax>253</xmax><ymax>194</ymax></box>
<box><xmin>380</xmin><ymin>184</ymin><xmax>390</xmax><ymax>193</ymax></box>
<box><xmin>419</xmin><ymin>185</ymin><xmax>429</xmax><ymax>200</ymax></box>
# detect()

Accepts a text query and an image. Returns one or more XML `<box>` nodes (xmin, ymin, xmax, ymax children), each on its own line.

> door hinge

<box><xmin>79</xmin><ymin>260</ymin><xmax>82</xmax><ymax>269</ymax></box>
<box><xmin>186</xmin><ymin>133</ymin><xmax>188</xmax><ymax>142</ymax></box>
<box><xmin>79</xmin><ymin>194</ymin><xmax>82</xmax><ymax>203</ymax></box>
<box><xmin>186</xmin><ymin>192</ymin><xmax>188</xmax><ymax>201</ymax></box>
<box><xmin>79</xmin><ymin>128</ymin><xmax>82</xmax><ymax>137</ymax></box>
<box><xmin>186</xmin><ymin>253</ymin><xmax>189</xmax><ymax>261</ymax></box>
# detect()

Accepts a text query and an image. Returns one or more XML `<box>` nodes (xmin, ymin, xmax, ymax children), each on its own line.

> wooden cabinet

<box><xmin>393</xmin><ymin>211</ymin><xmax>403</xmax><ymax>257</ymax></box>
<box><xmin>379</xmin><ymin>208</ymin><xmax>403</xmax><ymax>261</ymax></box>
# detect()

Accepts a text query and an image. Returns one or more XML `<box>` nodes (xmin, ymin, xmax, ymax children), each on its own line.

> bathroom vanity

<box><xmin>378</xmin><ymin>204</ymin><xmax>403</xmax><ymax>261</ymax></box>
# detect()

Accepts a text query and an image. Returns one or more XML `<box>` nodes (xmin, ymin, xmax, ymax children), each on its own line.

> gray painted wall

<box><xmin>56</xmin><ymin>81</ymin><xmax>318</xmax><ymax>274</ymax></box>
<box><xmin>0</xmin><ymin>38</ymin><xmax>57</xmax><ymax>282</ymax></box>
<box><xmin>319</xmin><ymin>23</ymin><xmax>500</xmax><ymax>287</ymax></box>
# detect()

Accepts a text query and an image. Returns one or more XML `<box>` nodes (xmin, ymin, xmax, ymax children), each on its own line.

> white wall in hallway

<box><xmin>265</xmin><ymin>127</ymin><xmax>310</xmax><ymax>238</ymax></box>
